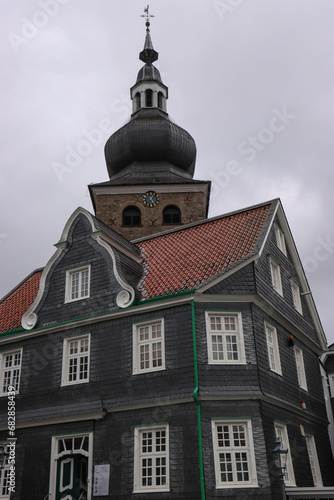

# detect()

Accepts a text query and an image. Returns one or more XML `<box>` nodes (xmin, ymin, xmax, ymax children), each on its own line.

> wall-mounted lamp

<box><xmin>272</xmin><ymin>439</ymin><xmax>288</xmax><ymax>500</ymax></box>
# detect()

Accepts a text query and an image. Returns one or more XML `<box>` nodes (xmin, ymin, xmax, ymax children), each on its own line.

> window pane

<box><xmin>213</xmin><ymin>421</ymin><xmax>256</xmax><ymax>487</ymax></box>
<box><xmin>2</xmin><ymin>351</ymin><xmax>22</xmax><ymax>393</ymax></box>
<box><xmin>65</xmin><ymin>336</ymin><xmax>90</xmax><ymax>385</ymax></box>
<box><xmin>212</xmin><ymin>335</ymin><xmax>224</xmax><ymax>360</ymax></box>
<box><xmin>208</xmin><ymin>314</ymin><xmax>243</xmax><ymax>364</ymax></box>
<box><xmin>136</xmin><ymin>427</ymin><xmax>168</xmax><ymax>491</ymax></box>
<box><xmin>135</xmin><ymin>321</ymin><xmax>164</xmax><ymax>373</ymax></box>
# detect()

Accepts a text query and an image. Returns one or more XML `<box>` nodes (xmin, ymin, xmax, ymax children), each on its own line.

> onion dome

<box><xmin>104</xmin><ymin>8</ymin><xmax>197</xmax><ymax>183</ymax></box>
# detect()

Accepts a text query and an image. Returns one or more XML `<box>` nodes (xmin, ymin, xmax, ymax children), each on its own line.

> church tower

<box><xmin>89</xmin><ymin>8</ymin><xmax>210</xmax><ymax>240</ymax></box>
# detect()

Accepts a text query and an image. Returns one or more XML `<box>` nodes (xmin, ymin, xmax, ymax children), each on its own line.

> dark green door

<box><xmin>56</xmin><ymin>454</ymin><xmax>87</xmax><ymax>500</ymax></box>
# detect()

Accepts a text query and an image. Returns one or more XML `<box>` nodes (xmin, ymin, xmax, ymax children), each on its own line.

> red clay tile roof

<box><xmin>0</xmin><ymin>270</ymin><xmax>43</xmax><ymax>334</ymax></box>
<box><xmin>135</xmin><ymin>204</ymin><xmax>271</xmax><ymax>300</ymax></box>
<box><xmin>0</xmin><ymin>204</ymin><xmax>271</xmax><ymax>333</ymax></box>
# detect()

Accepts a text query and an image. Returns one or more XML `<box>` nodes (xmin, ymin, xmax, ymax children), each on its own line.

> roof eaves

<box><xmin>274</xmin><ymin>203</ymin><xmax>327</xmax><ymax>350</ymax></box>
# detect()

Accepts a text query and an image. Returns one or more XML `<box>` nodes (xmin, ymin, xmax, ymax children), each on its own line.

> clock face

<box><xmin>143</xmin><ymin>191</ymin><xmax>160</xmax><ymax>207</ymax></box>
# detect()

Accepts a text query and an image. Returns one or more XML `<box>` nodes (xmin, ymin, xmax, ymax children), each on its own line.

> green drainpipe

<box><xmin>191</xmin><ymin>300</ymin><xmax>206</xmax><ymax>500</ymax></box>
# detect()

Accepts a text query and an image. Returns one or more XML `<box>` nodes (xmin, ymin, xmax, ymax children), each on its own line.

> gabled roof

<box><xmin>0</xmin><ymin>269</ymin><xmax>43</xmax><ymax>334</ymax></box>
<box><xmin>0</xmin><ymin>198</ymin><xmax>326</xmax><ymax>352</ymax></box>
<box><xmin>135</xmin><ymin>201</ymin><xmax>272</xmax><ymax>300</ymax></box>
<box><xmin>0</xmin><ymin>201</ymin><xmax>272</xmax><ymax>334</ymax></box>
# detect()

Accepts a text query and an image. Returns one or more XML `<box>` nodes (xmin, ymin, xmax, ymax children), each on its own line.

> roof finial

<box><xmin>139</xmin><ymin>5</ymin><xmax>158</xmax><ymax>64</ymax></box>
<box><xmin>140</xmin><ymin>5</ymin><xmax>155</xmax><ymax>30</ymax></box>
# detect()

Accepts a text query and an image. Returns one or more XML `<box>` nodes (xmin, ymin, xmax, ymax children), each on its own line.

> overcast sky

<box><xmin>1</xmin><ymin>0</ymin><xmax>334</xmax><ymax>345</ymax></box>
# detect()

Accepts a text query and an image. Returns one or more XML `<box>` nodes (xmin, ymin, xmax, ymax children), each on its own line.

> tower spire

<box><xmin>139</xmin><ymin>5</ymin><xmax>158</xmax><ymax>64</ymax></box>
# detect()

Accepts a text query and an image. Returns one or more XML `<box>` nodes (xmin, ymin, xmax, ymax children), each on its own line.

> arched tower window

<box><xmin>123</xmin><ymin>206</ymin><xmax>141</xmax><ymax>226</ymax></box>
<box><xmin>135</xmin><ymin>92</ymin><xmax>141</xmax><ymax>110</ymax></box>
<box><xmin>163</xmin><ymin>206</ymin><xmax>181</xmax><ymax>224</ymax></box>
<box><xmin>158</xmin><ymin>92</ymin><xmax>163</xmax><ymax>110</ymax></box>
<box><xmin>145</xmin><ymin>89</ymin><xmax>153</xmax><ymax>107</ymax></box>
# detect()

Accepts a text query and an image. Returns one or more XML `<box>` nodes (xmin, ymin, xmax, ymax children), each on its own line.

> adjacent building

<box><xmin>0</xmin><ymin>13</ymin><xmax>333</xmax><ymax>500</ymax></box>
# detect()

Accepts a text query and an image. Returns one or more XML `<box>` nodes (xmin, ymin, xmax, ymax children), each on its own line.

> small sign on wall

<box><xmin>93</xmin><ymin>464</ymin><xmax>110</xmax><ymax>496</ymax></box>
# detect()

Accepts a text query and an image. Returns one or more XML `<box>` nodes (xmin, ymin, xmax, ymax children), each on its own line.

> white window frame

<box><xmin>275</xmin><ymin>224</ymin><xmax>287</xmax><ymax>256</ymax></box>
<box><xmin>65</xmin><ymin>265</ymin><xmax>91</xmax><ymax>303</ymax></box>
<box><xmin>211</xmin><ymin>419</ymin><xmax>258</xmax><ymax>488</ymax></box>
<box><xmin>265</xmin><ymin>323</ymin><xmax>282</xmax><ymax>375</ymax></box>
<box><xmin>270</xmin><ymin>257</ymin><xmax>283</xmax><ymax>296</ymax></box>
<box><xmin>133</xmin><ymin>319</ymin><xmax>165</xmax><ymax>375</ymax></box>
<box><xmin>134</xmin><ymin>424</ymin><xmax>169</xmax><ymax>493</ymax></box>
<box><xmin>49</xmin><ymin>432</ymin><xmax>93</xmax><ymax>500</ymax></box>
<box><xmin>0</xmin><ymin>443</ymin><xmax>12</xmax><ymax>498</ymax></box>
<box><xmin>0</xmin><ymin>349</ymin><xmax>23</xmax><ymax>396</ymax></box>
<box><xmin>305</xmin><ymin>434</ymin><xmax>323</xmax><ymax>487</ymax></box>
<box><xmin>291</xmin><ymin>280</ymin><xmax>303</xmax><ymax>315</ymax></box>
<box><xmin>294</xmin><ymin>345</ymin><xmax>308</xmax><ymax>391</ymax></box>
<box><xmin>274</xmin><ymin>423</ymin><xmax>296</xmax><ymax>486</ymax></box>
<box><xmin>205</xmin><ymin>312</ymin><xmax>246</xmax><ymax>365</ymax></box>
<box><xmin>61</xmin><ymin>334</ymin><xmax>90</xmax><ymax>386</ymax></box>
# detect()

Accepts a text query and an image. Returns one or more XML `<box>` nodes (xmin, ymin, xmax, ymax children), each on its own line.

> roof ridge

<box><xmin>132</xmin><ymin>198</ymin><xmax>279</xmax><ymax>243</ymax></box>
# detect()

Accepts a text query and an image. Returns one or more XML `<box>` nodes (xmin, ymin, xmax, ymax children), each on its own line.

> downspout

<box><xmin>191</xmin><ymin>299</ymin><xmax>206</xmax><ymax>500</ymax></box>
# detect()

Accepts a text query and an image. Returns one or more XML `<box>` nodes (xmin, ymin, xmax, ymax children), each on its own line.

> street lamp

<box><xmin>272</xmin><ymin>439</ymin><xmax>288</xmax><ymax>500</ymax></box>
<box><xmin>0</xmin><ymin>445</ymin><xmax>8</xmax><ymax>470</ymax></box>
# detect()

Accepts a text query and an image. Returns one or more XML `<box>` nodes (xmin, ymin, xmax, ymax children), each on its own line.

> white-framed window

<box><xmin>274</xmin><ymin>423</ymin><xmax>295</xmax><ymax>486</ymax></box>
<box><xmin>133</xmin><ymin>319</ymin><xmax>165</xmax><ymax>374</ymax></box>
<box><xmin>205</xmin><ymin>312</ymin><xmax>246</xmax><ymax>364</ymax></box>
<box><xmin>305</xmin><ymin>434</ymin><xmax>323</xmax><ymax>487</ymax></box>
<box><xmin>134</xmin><ymin>425</ymin><xmax>169</xmax><ymax>492</ymax></box>
<box><xmin>0</xmin><ymin>349</ymin><xmax>22</xmax><ymax>396</ymax></box>
<box><xmin>270</xmin><ymin>257</ymin><xmax>283</xmax><ymax>296</ymax></box>
<box><xmin>275</xmin><ymin>224</ymin><xmax>287</xmax><ymax>256</ymax></box>
<box><xmin>294</xmin><ymin>346</ymin><xmax>308</xmax><ymax>391</ymax></box>
<box><xmin>0</xmin><ymin>444</ymin><xmax>11</xmax><ymax>498</ymax></box>
<box><xmin>61</xmin><ymin>334</ymin><xmax>90</xmax><ymax>386</ymax></box>
<box><xmin>291</xmin><ymin>280</ymin><xmax>303</xmax><ymax>314</ymax></box>
<box><xmin>65</xmin><ymin>265</ymin><xmax>91</xmax><ymax>303</ymax></box>
<box><xmin>265</xmin><ymin>323</ymin><xmax>282</xmax><ymax>375</ymax></box>
<box><xmin>211</xmin><ymin>419</ymin><xmax>258</xmax><ymax>488</ymax></box>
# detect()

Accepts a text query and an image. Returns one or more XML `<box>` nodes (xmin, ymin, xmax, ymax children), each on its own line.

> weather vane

<box><xmin>141</xmin><ymin>5</ymin><xmax>155</xmax><ymax>27</ymax></box>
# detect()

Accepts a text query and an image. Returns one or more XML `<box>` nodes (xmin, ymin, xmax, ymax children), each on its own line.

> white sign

<box><xmin>93</xmin><ymin>464</ymin><xmax>110</xmax><ymax>496</ymax></box>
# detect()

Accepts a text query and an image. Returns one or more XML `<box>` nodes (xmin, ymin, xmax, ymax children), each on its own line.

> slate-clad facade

<box><xmin>1</xmin><ymin>10</ymin><xmax>334</xmax><ymax>500</ymax></box>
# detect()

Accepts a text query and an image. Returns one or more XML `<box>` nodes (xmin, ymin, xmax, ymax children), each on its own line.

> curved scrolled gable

<box><xmin>21</xmin><ymin>207</ymin><xmax>136</xmax><ymax>330</ymax></box>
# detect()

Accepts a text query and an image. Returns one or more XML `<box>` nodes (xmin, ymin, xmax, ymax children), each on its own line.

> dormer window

<box><xmin>123</xmin><ymin>206</ymin><xmax>141</xmax><ymax>226</ymax></box>
<box><xmin>145</xmin><ymin>89</ymin><xmax>153</xmax><ymax>107</ymax></box>
<box><xmin>163</xmin><ymin>206</ymin><xmax>181</xmax><ymax>224</ymax></box>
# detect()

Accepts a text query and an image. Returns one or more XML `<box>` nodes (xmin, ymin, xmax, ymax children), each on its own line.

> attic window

<box><xmin>145</xmin><ymin>89</ymin><xmax>153</xmax><ymax>107</ymax></box>
<box><xmin>163</xmin><ymin>206</ymin><xmax>181</xmax><ymax>224</ymax></box>
<box><xmin>65</xmin><ymin>265</ymin><xmax>91</xmax><ymax>303</ymax></box>
<box><xmin>123</xmin><ymin>206</ymin><xmax>141</xmax><ymax>226</ymax></box>
<box><xmin>269</xmin><ymin>257</ymin><xmax>283</xmax><ymax>296</ymax></box>
<box><xmin>291</xmin><ymin>280</ymin><xmax>303</xmax><ymax>315</ymax></box>
<box><xmin>275</xmin><ymin>224</ymin><xmax>287</xmax><ymax>256</ymax></box>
